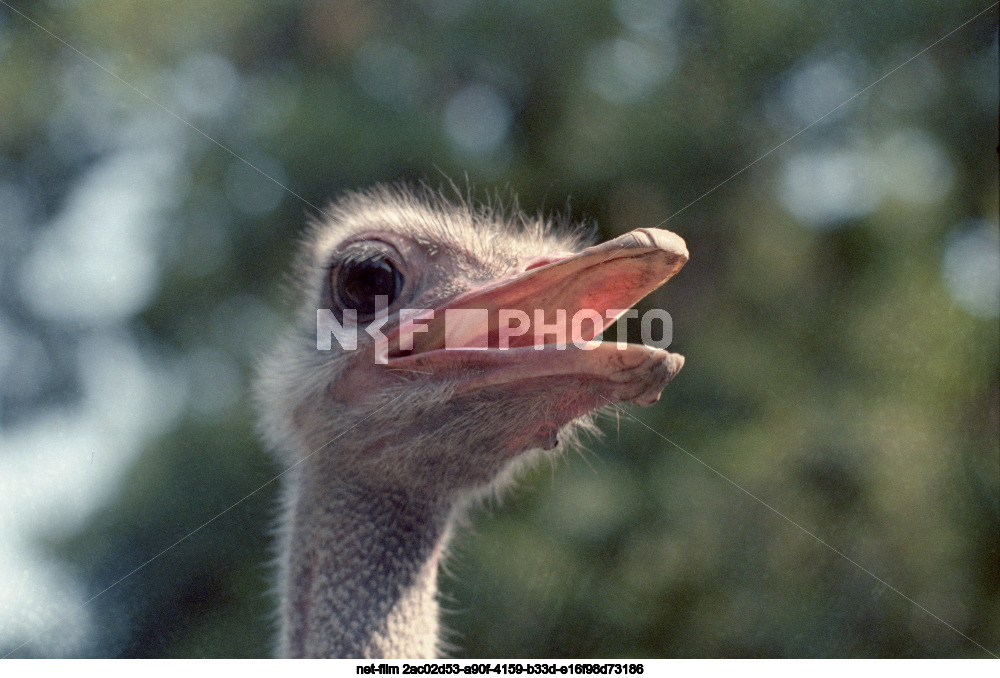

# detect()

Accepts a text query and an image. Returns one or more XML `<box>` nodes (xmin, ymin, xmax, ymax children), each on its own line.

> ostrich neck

<box><xmin>278</xmin><ymin>471</ymin><xmax>453</xmax><ymax>658</ymax></box>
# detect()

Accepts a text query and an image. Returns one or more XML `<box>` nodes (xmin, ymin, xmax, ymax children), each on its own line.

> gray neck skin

<box><xmin>278</xmin><ymin>473</ymin><xmax>453</xmax><ymax>658</ymax></box>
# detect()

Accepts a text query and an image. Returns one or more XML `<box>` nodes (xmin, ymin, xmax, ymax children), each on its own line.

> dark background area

<box><xmin>0</xmin><ymin>0</ymin><xmax>997</xmax><ymax>658</ymax></box>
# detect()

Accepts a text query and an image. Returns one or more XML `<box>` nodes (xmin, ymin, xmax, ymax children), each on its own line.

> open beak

<box><xmin>385</xmin><ymin>227</ymin><xmax>688</xmax><ymax>407</ymax></box>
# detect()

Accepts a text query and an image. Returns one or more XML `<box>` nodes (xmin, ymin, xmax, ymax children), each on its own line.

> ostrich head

<box><xmin>256</xmin><ymin>185</ymin><xmax>688</xmax><ymax>657</ymax></box>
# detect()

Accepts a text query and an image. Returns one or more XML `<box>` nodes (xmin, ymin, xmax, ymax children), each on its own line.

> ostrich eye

<box><xmin>332</xmin><ymin>253</ymin><xmax>404</xmax><ymax>319</ymax></box>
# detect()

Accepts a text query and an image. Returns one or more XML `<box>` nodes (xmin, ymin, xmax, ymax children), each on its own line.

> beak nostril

<box><xmin>523</xmin><ymin>253</ymin><xmax>571</xmax><ymax>272</ymax></box>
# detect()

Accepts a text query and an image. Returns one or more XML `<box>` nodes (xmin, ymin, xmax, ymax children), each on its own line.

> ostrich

<box><xmin>256</xmin><ymin>186</ymin><xmax>688</xmax><ymax>658</ymax></box>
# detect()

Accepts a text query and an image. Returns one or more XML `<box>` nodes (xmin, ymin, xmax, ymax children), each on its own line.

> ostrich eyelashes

<box><xmin>330</xmin><ymin>247</ymin><xmax>405</xmax><ymax>319</ymax></box>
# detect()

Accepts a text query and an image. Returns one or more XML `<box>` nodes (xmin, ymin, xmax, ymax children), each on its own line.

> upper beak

<box><xmin>386</xmin><ymin>227</ymin><xmax>689</xmax><ymax>356</ymax></box>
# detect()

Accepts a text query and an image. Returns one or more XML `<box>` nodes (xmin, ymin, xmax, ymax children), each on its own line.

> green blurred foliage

<box><xmin>0</xmin><ymin>0</ymin><xmax>996</xmax><ymax>658</ymax></box>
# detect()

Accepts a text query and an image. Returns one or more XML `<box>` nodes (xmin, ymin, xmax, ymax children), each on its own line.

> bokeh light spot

<box><xmin>442</xmin><ymin>83</ymin><xmax>512</xmax><ymax>155</ymax></box>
